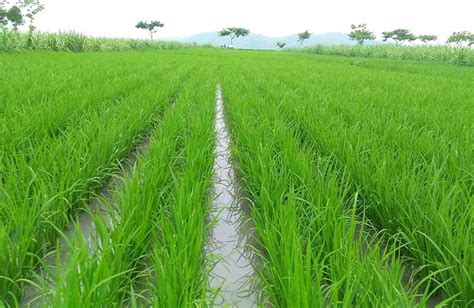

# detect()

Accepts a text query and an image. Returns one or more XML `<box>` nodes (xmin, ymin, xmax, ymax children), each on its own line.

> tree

<box><xmin>136</xmin><ymin>20</ymin><xmax>164</xmax><ymax>40</ymax></box>
<box><xmin>447</xmin><ymin>31</ymin><xmax>474</xmax><ymax>47</ymax></box>
<box><xmin>348</xmin><ymin>24</ymin><xmax>375</xmax><ymax>45</ymax></box>
<box><xmin>276</xmin><ymin>41</ymin><xmax>286</xmax><ymax>49</ymax></box>
<box><xmin>297</xmin><ymin>30</ymin><xmax>311</xmax><ymax>47</ymax></box>
<box><xmin>0</xmin><ymin>8</ymin><xmax>7</xmax><ymax>26</ymax></box>
<box><xmin>218</xmin><ymin>27</ymin><xmax>250</xmax><ymax>46</ymax></box>
<box><xmin>382</xmin><ymin>29</ymin><xmax>416</xmax><ymax>44</ymax></box>
<box><xmin>5</xmin><ymin>5</ymin><xmax>23</xmax><ymax>29</ymax></box>
<box><xmin>17</xmin><ymin>0</ymin><xmax>45</xmax><ymax>31</ymax></box>
<box><xmin>418</xmin><ymin>34</ymin><xmax>438</xmax><ymax>44</ymax></box>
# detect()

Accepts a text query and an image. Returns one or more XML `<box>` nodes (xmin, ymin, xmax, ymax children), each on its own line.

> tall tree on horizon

<box><xmin>418</xmin><ymin>34</ymin><xmax>438</xmax><ymax>44</ymax></box>
<box><xmin>297</xmin><ymin>30</ymin><xmax>311</xmax><ymax>47</ymax></box>
<box><xmin>447</xmin><ymin>31</ymin><xmax>474</xmax><ymax>47</ymax></box>
<box><xmin>348</xmin><ymin>24</ymin><xmax>375</xmax><ymax>45</ymax></box>
<box><xmin>382</xmin><ymin>29</ymin><xmax>416</xmax><ymax>44</ymax></box>
<box><xmin>136</xmin><ymin>20</ymin><xmax>164</xmax><ymax>40</ymax></box>
<box><xmin>218</xmin><ymin>27</ymin><xmax>250</xmax><ymax>46</ymax></box>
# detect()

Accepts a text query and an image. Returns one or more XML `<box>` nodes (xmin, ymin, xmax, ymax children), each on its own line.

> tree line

<box><xmin>349</xmin><ymin>24</ymin><xmax>473</xmax><ymax>47</ymax></box>
<box><xmin>1</xmin><ymin>1</ymin><xmax>472</xmax><ymax>49</ymax></box>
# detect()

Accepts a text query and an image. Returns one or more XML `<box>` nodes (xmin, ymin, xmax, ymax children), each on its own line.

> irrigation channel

<box><xmin>207</xmin><ymin>86</ymin><xmax>259</xmax><ymax>307</ymax></box>
<box><xmin>22</xmin><ymin>87</ymin><xmax>259</xmax><ymax>307</ymax></box>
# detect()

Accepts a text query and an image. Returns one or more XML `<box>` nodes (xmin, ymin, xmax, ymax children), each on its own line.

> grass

<box><xmin>295</xmin><ymin>44</ymin><xmax>474</xmax><ymax>66</ymax></box>
<box><xmin>0</xmin><ymin>28</ymin><xmax>196</xmax><ymax>52</ymax></box>
<box><xmin>1</xmin><ymin>48</ymin><xmax>472</xmax><ymax>307</ymax></box>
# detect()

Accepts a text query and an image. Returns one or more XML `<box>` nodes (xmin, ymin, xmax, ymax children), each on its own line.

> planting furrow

<box><xmin>21</xmin><ymin>131</ymin><xmax>153</xmax><ymax>307</ymax></box>
<box><xmin>269</xmin><ymin>76</ymin><xmax>472</xmax><ymax>305</ymax></box>
<box><xmin>221</xmin><ymin>55</ymin><xmax>472</xmax><ymax>305</ymax></box>
<box><xmin>220</xmin><ymin>73</ymin><xmax>435</xmax><ymax>306</ymax></box>
<box><xmin>225</xmin><ymin>64</ymin><xmax>448</xmax><ymax>303</ymax></box>
<box><xmin>207</xmin><ymin>86</ymin><xmax>259</xmax><ymax>306</ymax></box>
<box><xmin>0</xmin><ymin>66</ymin><xmax>192</xmax><ymax>305</ymax></box>
<box><xmin>26</xmin><ymin>71</ymin><xmax>216</xmax><ymax>306</ymax></box>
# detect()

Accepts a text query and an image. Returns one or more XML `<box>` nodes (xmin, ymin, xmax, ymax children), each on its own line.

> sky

<box><xmin>19</xmin><ymin>0</ymin><xmax>474</xmax><ymax>41</ymax></box>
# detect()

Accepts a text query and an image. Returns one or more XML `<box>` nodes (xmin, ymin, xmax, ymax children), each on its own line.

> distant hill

<box><xmin>164</xmin><ymin>32</ymin><xmax>364</xmax><ymax>50</ymax></box>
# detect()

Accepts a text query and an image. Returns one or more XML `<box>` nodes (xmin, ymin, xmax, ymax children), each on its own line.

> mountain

<box><xmin>163</xmin><ymin>32</ymin><xmax>359</xmax><ymax>50</ymax></box>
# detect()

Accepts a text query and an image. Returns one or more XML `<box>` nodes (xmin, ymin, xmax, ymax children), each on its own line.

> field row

<box><xmin>0</xmin><ymin>50</ymin><xmax>472</xmax><ymax>307</ymax></box>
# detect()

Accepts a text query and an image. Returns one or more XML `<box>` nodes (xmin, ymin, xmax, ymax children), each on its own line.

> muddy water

<box><xmin>207</xmin><ymin>87</ymin><xmax>258</xmax><ymax>307</ymax></box>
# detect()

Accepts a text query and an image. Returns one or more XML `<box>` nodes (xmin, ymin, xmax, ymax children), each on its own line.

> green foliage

<box><xmin>62</xmin><ymin>31</ymin><xmax>86</xmax><ymax>52</ymax></box>
<box><xmin>447</xmin><ymin>31</ymin><xmax>474</xmax><ymax>46</ymax></box>
<box><xmin>382</xmin><ymin>28</ymin><xmax>416</xmax><ymax>44</ymax></box>
<box><xmin>6</xmin><ymin>5</ymin><xmax>24</xmax><ymax>29</ymax></box>
<box><xmin>0</xmin><ymin>28</ymin><xmax>198</xmax><ymax>52</ymax></box>
<box><xmin>0</xmin><ymin>1</ymin><xmax>44</xmax><ymax>30</ymax></box>
<box><xmin>297</xmin><ymin>44</ymin><xmax>474</xmax><ymax>66</ymax></box>
<box><xmin>0</xmin><ymin>8</ymin><xmax>7</xmax><ymax>26</ymax></box>
<box><xmin>297</xmin><ymin>30</ymin><xmax>311</xmax><ymax>47</ymax></box>
<box><xmin>418</xmin><ymin>34</ymin><xmax>438</xmax><ymax>43</ymax></box>
<box><xmin>218</xmin><ymin>27</ymin><xmax>250</xmax><ymax>45</ymax></box>
<box><xmin>17</xmin><ymin>0</ymin><xmax>45</xmax><ymax>30</ymax></box>
<box><xmin>218</xmin><ymin>29</ymin><xmax>231</xmax><ymax>37</ymax></box>
<box><xmin>135</xmin><ymin>20</ymin><xmax>164</xmax><ymax>39</ymax></box>
<box><xmin>348</xmin><ymin>23</ymin><xmax>375</xmax><ymax>45</ymax></box>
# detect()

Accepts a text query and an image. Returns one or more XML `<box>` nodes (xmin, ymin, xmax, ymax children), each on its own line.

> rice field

<box><xmin>0</xmin><ymin>49</ymin><xmax>472</xmax><ymax>307</ymax></box>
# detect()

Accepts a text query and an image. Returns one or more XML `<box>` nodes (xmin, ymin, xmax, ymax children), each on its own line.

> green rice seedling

<box><xmin>218</xmin><ymin>66</ymin><xmax>433</xmax><ymax>306</ymax></box>
<box><xmin>28</xmin><ymin>69</ymin><xmax>216</xmax><ymax>307</ymax></box>
<box><xmin>1</xmin><ymin>47</ymin><xmax>471</xmax><ymax>307</ymax></box>
<box><xmin>221</xmin><ymin>50</ymin><xmax>472</xmax><ymax>305</ymax></box>
<box><xmin>0</xmin><ymin>51</ymin><xmax>199</xmax><ymax>305</ymax></box>
<box><xmin>150</xmin><ymin>78</ymin><xmax>215</xmax><ymax>307</ymax></box>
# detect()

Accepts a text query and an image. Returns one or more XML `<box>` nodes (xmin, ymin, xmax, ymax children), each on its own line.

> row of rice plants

<box><xmin>1</xmin><ymin>52</ymin><xmax>176</xmax><ymax>152</ymax></box>
<box><xmin>0</xmin><ymin>53</ymin><xmax>194</xmax><ymax>305</ymax></box>
<box><xmin>0</xmin><ymin>28</ymin><xmax>196</xmax><ymax>52</ymax></box>
<box><xmin>295</xmin><ymin>44</ymin><xmax>474</xmax><ymax>66</ymax></box>
<box><xmin>24</xmin><ymin>70</ymin><xmax>217</xmax><ymax>306</ymax></box>
<box><xmin>219</xmin><ymin>68</ymin><xmax>435</xmax><ymax>306</ymax></box>
<box><xmin>227</xmin><ymin>51</ymin><xmax>472</xmax><ymax>305</ymax></box>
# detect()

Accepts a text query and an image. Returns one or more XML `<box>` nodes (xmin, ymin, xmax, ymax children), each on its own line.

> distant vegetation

<box><xmin>218</xmin><ymin>27</ymin><xmax>250</xmax><ymax>46</ymax></box>
<box><xmin>0</xmin><ymin>30</ymin><xmax>196</xmax><ymax>52</ymax></box>
<box><xmin>1</xmin><ymin>0</ymin><xmax>473</xmax><ymax>68</ymax></box>
<box><xmin>348</xmin><ymin>24</ymin><xmax>375</xmax><ymax>45</ymax></box>
<box><xmin>276</xmin><ymin>41</ymin><xmax>286</xmax><ymax>49</ymax></box>
<box><xmin>297</xmin><ymin>44</ymin><xmax>474</xmax><ymax>66</ymax></box>
<box><xmin>297</xmin><ymin>30</ymin><xmax>311</xmax><ymax>47</ymax></box>
<box><xmin>418</xmin><ymin>34</ymin><xmax>438</xmax><ymax>43</ymax></box>
<box><xmin>135</xmin><ymin>20</ymin><xmax>164</xmax><ymax>40</ymax></box>
<box><xmin>292</xmin><ymin>25</ymin><xmax>474</xmax><ymax>66</ymax></box>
